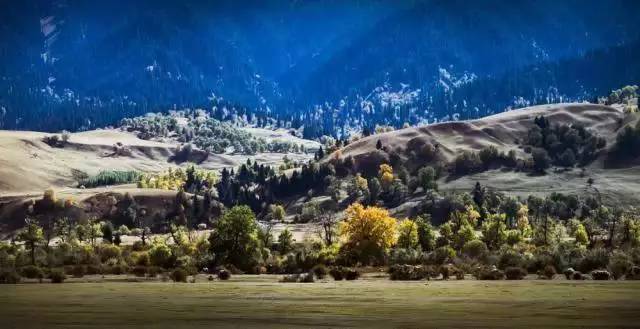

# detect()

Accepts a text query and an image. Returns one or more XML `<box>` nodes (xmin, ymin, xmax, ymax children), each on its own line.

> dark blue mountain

<box><xmin>0</xmin><ymin>0</ymin><xmax>638</xmax><ymax>134</ymax></box>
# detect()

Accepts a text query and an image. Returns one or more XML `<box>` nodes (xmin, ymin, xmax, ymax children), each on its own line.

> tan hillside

<box><xmin>0</xmin><ymin>128</ymin><xmax>315</xmax><ymax>195</ymax></box>
<box><xmin>334</xmin><ymin>103</ymin><xmax>640</xmax><ymax>206</ymax></box>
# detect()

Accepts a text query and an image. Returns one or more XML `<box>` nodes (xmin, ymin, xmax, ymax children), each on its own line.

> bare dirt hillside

<box><xmin>334</xmin><ymin>103</ymin><xmax>640</xmax><ymax>206</ymax></box>
<box><xmin>0</xmin><ymin>128</ymin><xmax>315</xmax><ymax>195</ymax></box>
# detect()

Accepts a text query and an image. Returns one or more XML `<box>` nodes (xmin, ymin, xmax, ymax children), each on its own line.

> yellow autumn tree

<box><xmin>516</xmin><ymin>204</ymin><xmax>532</xmax><ymax>238</ymax></box>
<box><xmin>340</xmin><ymin>203</ymin><xmax>397</xmax><ymax>263</ymax></box>
<box><xmin>378</xmin><ymin>164</ymin><xmax>394</xmax><ymax>188</ymax></box>
<box><xmin>397</xmin><ymin>219</ymin><xmax>419</xmax><ymax>249</ymax></box>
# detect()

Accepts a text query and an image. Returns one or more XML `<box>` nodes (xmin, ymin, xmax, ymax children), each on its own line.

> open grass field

<box><xmin>1</xmin><ymin>275</ymin><xmax>639</xmax><ymax>328</ymax></box>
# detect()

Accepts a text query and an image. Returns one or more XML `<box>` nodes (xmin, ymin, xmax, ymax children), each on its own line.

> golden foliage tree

<box><xmin>397</xmin><ymin>219</ymin><xmax>419</xmax><ymax>249</ymax></box>
<box><xmin>378</xmin><ymin>164</ymin><xmax>394</xmax><ymax>188</ymax></box>
<box><xmin>340</xmin><ymin>203</ymin><xmax>397</xmax><ymax>263</ymax></box>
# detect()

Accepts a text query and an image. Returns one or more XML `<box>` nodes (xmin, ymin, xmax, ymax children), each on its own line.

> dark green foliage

<box><xmin>388</xmin><ymin>265</ymin><xmax>435</xmax><ymax>281</ymax></box>
<box><xmin>416</xmin><ymin>216</ymin><xmax>436</xmax><ymax>252</ymax></box>
<box><xmin>328</xmin><ymin>267</ymin><xmax>359</xmax><ymax>281</ymax></box>
<box><xmin>498</xmin><ymin>249</ymin><xmax>525</xmax><ymax>270</ymax></box>
<box><xmin>452</xmin><ymin>151</ymin><xmax>482</xmax><ymax>175</ymax></box>
<box><xmin>531</xmin><ymin>148</ymin><xmax>551</xmax><ymax>172</ymax></box>
<box><xmin>19</xmin><ymin>265</ymin><xmax>44</xmax><ymax>279</ymax></box>
<box><xmin>505</xmin><ymin>267</ymin><xmax>527</xmax><ymax>280</ymax></box>
<box><xmin>462</xmin><ymin>240</ymin><xmax>488</xmax><ymax>259</ymax></box>
<box><xmin>476</xmin><ymin>267</ymin><xmax>505</xmax><ymax>280</ymax></box>
<box><xmin>627</xmin><ymin>266</ymin><xmax>640</xmax><ymax>280</ymax></box>
<box><xmin>217</xmin><ymin>269</ymin><xmax>231</xmax><ymax>280</ymax></box>
<box><xmin>345</xmin><ymin>268</ymin><xmax>360</xmax><ymax>280</ymax></box>
<box><xmin>78</xmin><ymin>170</ymin><xmax>141</xmax><ymax>188</ymax></box>
<box><xmin>611</xmin><ymin>120</ymin><xmax>640</xmax><ymax>160</ymax></box>
<box><xmin>539</xmin><ymin>265</ymin><xmax>557</xmax><ymax>280</ymax></box>
<box><xmin>608</xmin><ymin>252</ymin><xmax>633</xmax><ymax>279</ymax></box>
<box><xmin>572</xmin><ymin>271</ymin><xmax>586</xmax><ymax>280</ymax></box>
<box><xmin>170</xmin><ymin>268</ymin><xmax>188</xmax><ymax>282</ymax></box>
<box><xmin>0</xmin><ymin>270</ymin><xmax>21</xmax><ymax>284</ymax></box>
<box><xmin>578</xmin><ymin>248</ymin><xmax>609</xmax><ymax>273</ymax></box>
<box><xmin>86</xmin><ymin>265</ymin><xmax>102</xmax><ymax>275</ymax></box>
<box><xmin>209</xmin><ymin>205</ymin><xmax>258</xmax><ymax>270</ymax></box>
<box><xmin>329</xmin><ymin>267</ymin><xmax>344</xmax><ymax>280</ymax></box>
<box><xmin>132</xmin><ymin>266</ymin><xmax>148</xmax><ymax>277</ymax></box>
<box><xmin>526</xmin><ymin>116</ymin><xmax>606</xmax><ymax>168</ymax></box>
<box><xmin>430</xmin><ymin>246</ymin><xmax>456</xmax><ymax>265</ymax></box>
<box><xmin>311</xmin><ymin>264</ymin><xmax>328</xmax><ymax>279</ymax></box>
<box><xmin>49</xmin><ymin>269</ymin><xmax>66</xmax><ymax>283</ymax></box>
<box><xmin>72</xmin><ymin>265</ymin><xmax>86</xmax><ymax>278</ymax></box>
<box><xmin>101</xmin><ymin>222</ymin><xmax>114</xmax><ymax>244</ymax></box>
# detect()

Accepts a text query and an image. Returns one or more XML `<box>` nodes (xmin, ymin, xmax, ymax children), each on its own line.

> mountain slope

<box><xmin>335</xmin><ymin>103</ymin><xmax>640</xmax><ymax>205</ymax></box>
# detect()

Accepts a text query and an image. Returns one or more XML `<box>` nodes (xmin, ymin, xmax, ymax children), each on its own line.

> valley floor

<box><xmin>1</xmin><ymin>275</ymin><xmax>639</xmax><ymax>328</ymax></box>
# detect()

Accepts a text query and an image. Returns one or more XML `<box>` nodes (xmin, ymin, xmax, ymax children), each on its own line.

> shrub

<box><xmin>539</xmin><ymin>265</ymin><xmax>556</xmax><ymax>280</ymax></box>
<box><xmin>217</xmin><ymin>269</ymin><xmax>231</xmax><ymax>280</ymax></box>
<box><xmin>439</xmin><ymin>264</ymin><xmax>461</xmax><ymax>280</ymax></box>
<box><xmin>135</xmin><ymin>252</ymin><xmax>151</xmax><ymax>267</ymax></box>
<box><xmin>86</xmin><ymin>264</ymin><xmax>102</xmax><ymax>275</ymax></box>
<box><xmin>608</xmin><ymin>251</ymin><xmax>633</xmax><ymax>280</ymax></box>
<box><xmin>0</xmin><ymin>270</ymin><xmax>21</xmax><ymax>284</ymax></box>
<box><xmin>477</xmin><ymin>267</ymin><xmax>505</xmax><ymax>280</ymax></box>
<box><xmin>300</xmin><ymin>272</ymin><xmax>315</xmax><ymax>283</ymax></box>
<box><xmin>505</xmin><ymin>267</ymin><xmax>527</xmax><ymax>280</ymax></box>
<box><xmin>329</xmin><ymin>267</ymin><xmax>344</xmax><ymax>280</ymax></box>
<box><xmin>591</xmin><ymin>270</ymin><xmax>611</xmax><ymax>281</ymax></box>
<box><xmin>72</xmin><ymin>265</ymin><xmax>86</xmax><ymax>278</ymax></box>
<box><xmin>49</xmin><ymin>269</ymin><xmax>66</xmax><ymax>283</ymax></box>
<box><xmin>20</xmin><ymin>265</ymin><xmax>44</xmax><ymax>279</ymax></box>
<box><xmin>132</xmin><ymin>266</ymin><xmax>147</xmax><ymax>277</ymax></box>
<box><xmin>564</xmin><ymin>268</ymin><xmax>575</xmax><ymax>280</ymax></box>
<box><xmin>147</xmin><ymin>266</ymin><xmax>162</xmax><ymax>278</ymax></box>
<box><xmin>498</xmin><ymin>249</ymin><xmax>525</xmax><ymax>270</ymax></box>
<box><xmin>627</xmin><ymin>266</ymin><xmax>640</xmax><ymax>280</ymax></box>
<box><xmin>388</xmin><ymin>265</ymin><xmax>434</xmax><ymax>281</ymax></box>
<box><xmin>431</xmin><ymin>246</ymin><xmax>456</xmax><ymax>265</ymax></box>
<box><xmin>99</xmin><ymin>244</ymin><xmax>122</xmax><ymax>262</ymax></box>
<box><xmin>170</xmin><ymin>268</ymin><xmax>188</xmax><ymax>282</ymax></box>
<box><xmin>572</xmin><ymin>271</ymin><xmax>586</xmax><ymax>280</ymax></box>
<box><xmin>311</xmin><ymin>264</ymin><xmax>328</xmax><ymax>279</ymax></box>
<box><xmin>578</xmin><ymin>248</ymin><xmax>609</xmax><ymax>273</ymax></box>
<box><xmin>462</xmin><ymin>240</ymin><xmax>488</xmax><ymax>259</ymax></box>
<box><xmin>108</xmin><ymin>264</ymin><xmax>129</xmax><ymax>275</ymax></box>
<box><xmin>345</xmin><ymin>268</ymin><xmax>360</xmax><ymax>281</ymax></box>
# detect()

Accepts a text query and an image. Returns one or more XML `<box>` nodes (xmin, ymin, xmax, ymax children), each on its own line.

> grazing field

<box><xmin>1</xmin><ymin>276</ymin><xmax>639</xmax><ymax>328</ymax></box>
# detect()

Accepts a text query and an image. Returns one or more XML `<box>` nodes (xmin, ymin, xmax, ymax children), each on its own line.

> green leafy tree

<box><xmin>417</xmin><ymin>166</ymin><xmax>438</xmax><ymax>191</ymax></box>
<box><xmin>397</xmin><ymin>219</ymin><xmax>419</xmax><ymax>249</ymax></box>
<box><xmin>101</xmin><ymin>221</ymin><xmax>114</xmax><ymax>244</ymax></box>
<box><xmin>481</xmin><ymin>214</ymin><xmax>507</xmax><ymax>250</ymax></box>
<box><xmin>277</xmin><ymin>228</ymin><xmax>294</xmax><ymax>254</ymax></box>
<box><xmin>18</xmin><ymin>219</ymin><xmax>44</xmax><ymax>265</ymax></box>
<box><xmin>415</xmin><ymin>216</ymin><xmax>436</xmax><ymax>252</ymax></box>
<box><xmin>209</xmin><ymin>205</ymin><xmax>259</xmax><ymax>268</ymax></box>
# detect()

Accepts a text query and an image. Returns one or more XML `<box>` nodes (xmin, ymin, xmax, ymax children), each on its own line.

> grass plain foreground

<box><xmin>1</xmin><ymin>275</ymin><xmax>639</xmax><ymax>328</ymax></box>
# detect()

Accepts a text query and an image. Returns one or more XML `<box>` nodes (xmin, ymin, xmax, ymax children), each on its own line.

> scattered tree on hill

<box><xmin>417</xmin><ymin>166</ymin><xmax>438</xmax><ymax>191</ymax></box>
<box><xmin>531</xmin><ymin>148</ymin><xmax>551</xmax><ymax>173</ymax></box>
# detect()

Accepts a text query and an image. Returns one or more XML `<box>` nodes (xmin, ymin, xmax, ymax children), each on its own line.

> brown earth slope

<box><xmin>334</xmin><ymin>103</ymin><xmax>640</xmax><ymax>205</ymax></box>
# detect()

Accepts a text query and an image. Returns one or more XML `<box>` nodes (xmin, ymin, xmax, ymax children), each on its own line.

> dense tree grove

<box><xmin>119</xmin><ymin>109</ymin><xmax>308</xmax><ymax>155</ymax></box>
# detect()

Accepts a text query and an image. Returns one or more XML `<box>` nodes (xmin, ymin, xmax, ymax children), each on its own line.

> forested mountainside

<box><xmin>0</xmin><ymin>0</ymin><xmax>639</xmax><ymax>137</ymax></box>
